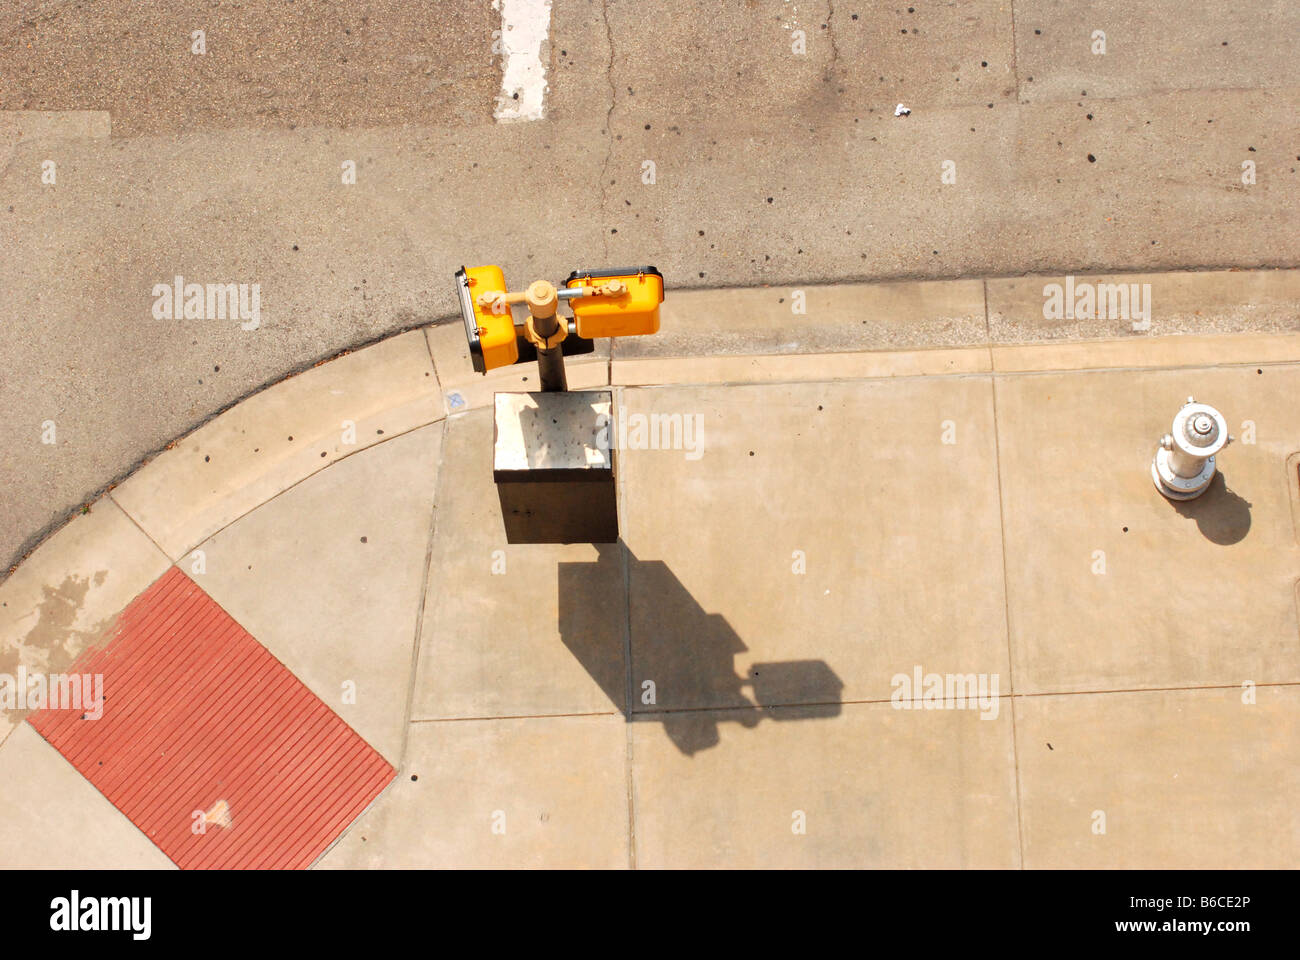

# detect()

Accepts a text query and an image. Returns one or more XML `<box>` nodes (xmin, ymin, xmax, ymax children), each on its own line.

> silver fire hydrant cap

<box><xmin>1183</xmin><ymin>412</ymin><xmax>1219</xmax><ymax>447</ymax></box>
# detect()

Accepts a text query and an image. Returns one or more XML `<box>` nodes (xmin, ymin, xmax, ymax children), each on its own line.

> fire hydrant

<box><xmin>1152</xmin><ymin>397</ymin><xmax>1230</xmax><ymax>501</ymax></box>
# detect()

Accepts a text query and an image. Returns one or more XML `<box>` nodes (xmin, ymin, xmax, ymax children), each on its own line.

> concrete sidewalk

<box><xmin>2</xmin><ymin>281</ymin><xmax>1297</xmax><ymax>867</ymax></box>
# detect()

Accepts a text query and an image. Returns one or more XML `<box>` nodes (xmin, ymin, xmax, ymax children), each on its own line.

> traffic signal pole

<box><xmin>523</xmin><ymin>280</ymin><xmax>568</xmax><ymax>392</ymax></box>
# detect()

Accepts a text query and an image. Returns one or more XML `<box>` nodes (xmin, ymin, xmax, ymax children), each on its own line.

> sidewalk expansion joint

<box><xmin>988</xmin><ymin>372</ymin><xmax>1027</xmax><ymax>869</ymax></box>
<box><xmin>408</xmin><ymin>710</ymin><xmax>623</xmax><ymax>724</ymax></box>
<box><xmin>398</xmin><ymin>418</ymin><xmax>447</xmax><ymax>773</ymax></box>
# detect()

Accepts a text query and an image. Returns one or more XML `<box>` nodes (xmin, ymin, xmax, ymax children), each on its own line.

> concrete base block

<box><xmin>493</xmin><ymin>391</ymin><xmax>618</xmax><ymax>543</ymax></box>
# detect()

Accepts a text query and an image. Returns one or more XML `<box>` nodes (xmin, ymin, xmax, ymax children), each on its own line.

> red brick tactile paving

<box><xmin>28</xmin><ymin>566</ymin><xmax>394</xmax><ymax>869</ymax></box>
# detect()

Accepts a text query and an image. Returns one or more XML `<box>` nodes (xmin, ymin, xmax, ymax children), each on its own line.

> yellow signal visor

<box><xmin>565</xmin><ymin>266</ymin><xmax>663</xmax><ymax>340</ymax></box>
<box><xmin>457</xmin><ymin>265</ymin><xmax>519</xmax><ymax>373</ymax></box>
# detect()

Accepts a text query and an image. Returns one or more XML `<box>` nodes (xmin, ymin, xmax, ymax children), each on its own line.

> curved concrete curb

<box><xmin>109</xmin><ymin>330</ymin><xmax>442</xmax><ymax>562</ymax></box>
<box><xmin>4</xmin><ymin>268</ymin><xmax>1300</xmax><ymax>696</ymax></box>
<box><xmin>6</xmin><ymin>266</ymin><xmax>1300</xmax><ymax>583</ymax></box>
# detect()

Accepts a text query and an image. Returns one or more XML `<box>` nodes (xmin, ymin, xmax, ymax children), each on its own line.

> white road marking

<box><xmin>493</xmin><ymin>0</ymin><xmax>552</xmax><ymax>123</ymax></box>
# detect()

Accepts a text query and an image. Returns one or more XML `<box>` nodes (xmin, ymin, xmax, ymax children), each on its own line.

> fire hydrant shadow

<box><xmin>557</xmin><ymin>541</ymin><xmax>843</xmax><ymax>756</ymax></box>
<box><xmin>1166</xmin><ymin>472</ymin><xmax>1252</xmax><ymax>545</ymax></box>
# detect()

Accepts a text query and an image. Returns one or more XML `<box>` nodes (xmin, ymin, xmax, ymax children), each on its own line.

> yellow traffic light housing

<box><xmin>565</xmin><ymin>266</ymin><xmax>664</xmax><ymax>339</ymax></box>
<box><xmin>456</xmin><ymin>265</ymin><xmax>518</xmax><ymax>374</ymax></box>
<box><xmin>456</xmin><ymin>264</ymin><xmax>663</xmax><ymax>378</ymax></box>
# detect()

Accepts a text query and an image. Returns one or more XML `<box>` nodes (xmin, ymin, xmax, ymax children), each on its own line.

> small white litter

<box><xmin>894</xmin><ymin>103</ymin><xmax>911</xmax><ymax>117</ymax></box>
